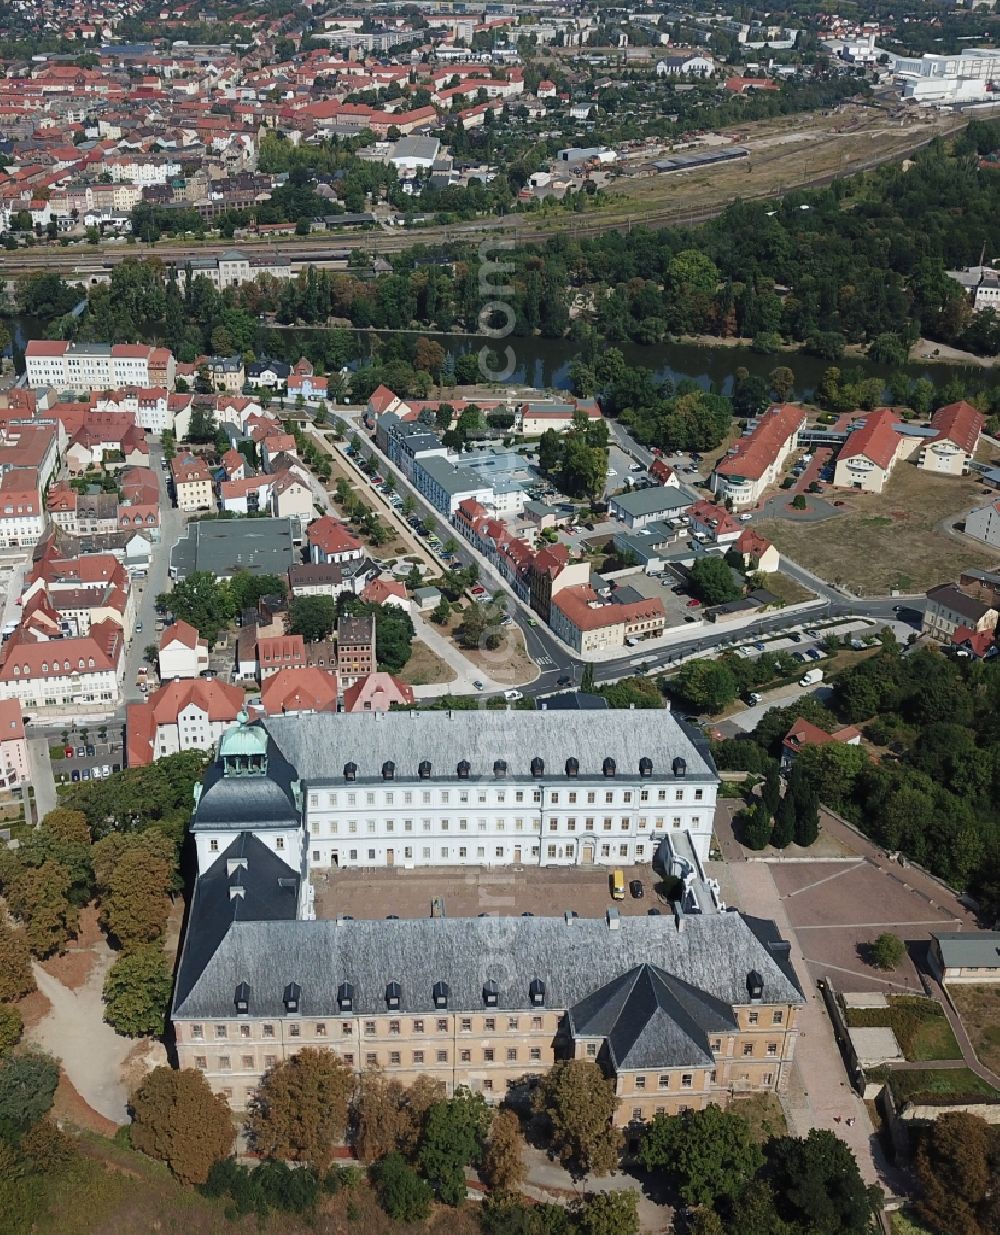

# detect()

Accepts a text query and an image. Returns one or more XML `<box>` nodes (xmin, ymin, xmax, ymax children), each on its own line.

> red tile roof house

<box><xmin>550</xmin><ymin>585</ymin><xmax>666</xmax><ymax>655</ymax></box>
<box><xmin>341</xmin><ymin>671</ymin><xmax>415</xmax><ymax>712</ymax></box>
<box><xmin>260</xmin><ymin>666</ymin><xmax>338</xmax><ymax>716</ymax></box>
<box><xmin>307</xmin><ymin>515</ymin><xmax>364</xmax><ymax>566</ymax></box>
<box><xmin>710</xmin><ymin>403</ymin><xmax>806</xmax><ymax>509</ymax></box>
<box><xmin>127</xmin><ymin>678</ymin><xmax>245</xmax><ymax>766</ymax></box>
<box><xmin>780</xmin><ymin>716</ymin><xmax>861</xmax><ymax>769</ymax></box>
<box><xmin>832</xmin><ymin>408</ymin><xmax>904</xmax><ymax>494</ymax></box>
<box><xmin>951</xmin><ymin>625</ymin><xmax>998</xmax><ymax>660</ymax></box>
<box><xmin>649</xmin><ymin>458</ymin><xmax>679</xmax><ymax>487</ymax></box>
<box><xmin>687</xmin><ymin>499</ymin><xmax>742</xmax><ymax>545</ymax></box>
<box><xmin>917</xmin><ymin>400</ymin><xmax>985</xmax><ymax>476</ymax></box>
<box><xmin>158</xmin><ymin>619</ymin><xmax>210</xmax><ymax>680</ymax></box>
<box><xmin>732</xmin><ymin>527</ymin><xmax>780</xmax><ymax>573</ymax></box>
<box><xmin>0</xmin><ymin>698</ymin><xmax>29</xmax><ymax>787</ymax></box>
<box><xmin>0</xmin><ymin>619</ymin><xmax>125</xmax><ymax>713</ymax></box>
<box><xmin>256</xmin><ymin>633</ymin><xmax>307</xmax><ymax>681</ymax></box>
<box><xmin>361</xmin><ymin>577</ymin><xmax>410</xmax><ymax>612</ymax></box>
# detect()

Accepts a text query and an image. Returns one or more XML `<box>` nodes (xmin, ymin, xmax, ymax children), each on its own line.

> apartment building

<box><xmin>0</xmin><ymin>699</ymin><xmax>29</xmax><ymax>788</ymax></box>
<box><xmin>710</xmin><ymin>403</ymin><xmax>805</xmax><ymax>509</ymax></box>
<box><xmin>0</xmin><ymin>619</ymin><xmax>125</xmax><ymax>712</ymax></box>
<box><xmin>25</xmin><ymin>340</ymin><xmax>176</xmax><ymax>392</ymax></box>
<box><xmin>917</xmin><ymin>400</ymin><xmax>984</xmax><ymax>476</ymax></box>
<box><xmin>172</xmin><ymin>714</ymin><xmax>794</xmax><ymax>1116</ymax></box>
<box><xmin>158</xmin><ymin>620</ymin><xmax>210</xmax><ymax>681</ymax></box>
<box><xmin>171</xmin><ymin>453</ymin><xmax>215</xmax><ymax>511</ymax></box>
<box><xmin>0</xmin><ymin>471</ymin><xmax>44</xmax><ymax>548</ymax></box>
<box><xmin>550</xmin><ymin>585</ymin><xmax>666</xmax><ymax>655</ymax></box>
<box><xmin>126</xmin><ymin>678</ymin><xmax>245</xmax><ymax>765</ymax></box>
<box><xmin>307</xmin><ymin>515</ymin><xmax>365</xmax><ymax>566</ymax></box>
<box><xmin>833</xmin><ymin>409</ymin><xmax>903</xmax><ymax>494</ymax></box>
<box><xmin>336</xmin><ymin>614</ymin><xmax>376</xmax><ymax>687</ymax></box>
<box><xmin>922</xmin><ymin>583</ymin><xmax>999</xmax><ymax>643</ymax></box>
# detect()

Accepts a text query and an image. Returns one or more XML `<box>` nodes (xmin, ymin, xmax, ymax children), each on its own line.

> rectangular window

<box><xmin>773</xmin><ymin>1010</ymin><xmax>783</xmax><ymax>1025</ymax></box>
<box><xmin>389</xmin><ymin>1020</ymin><xmax>400</xmax><ymax>1035</ymax></box>
<box><xmin>413</xmin><ymin>1050</ymin><xmax>424</xmax><ymax>1065</ymax></box>
<box><xmin>413</xmin><ymin>1019</ymin><xmax>424</xmax><ymax>1034</ymax></box>
<box><xmin>366</xmin><ymin>1052</ymin><xmax>378</xmax><ymax>1067</ymax></box>
<box><xmin>365</xmin><ymin>1021</ymin><xmax>376</xmax><ymax>1035</ymax></box>
<box><xmin>191</xmin><ymin>1025</ymin><xmax>204</xmax><ymax>1040</ymax></box>
<box><xmin>483</xmin><ymin>1048</ymin><xmax>494</xmax><ymax>1063</ymax></box>
<box><xmin>461</xmin><ymin>1049</ymin><xmax>471</xmax><ymax>1063</ymax></box>
<box><xmin>586</xmin><ymin>1043</ymin><xmax>597</xmax><ymax>1057</ymax></box>
<box><xmin>748</xmin><ymin>1012</ymin><xmax>759</xmax><ymax>1025</ymax></box>
<box><xmin>242</xmin><ymin>1055</ymin><xmax>254</xmax><ymax>1069</ymax></box>
<box><xmin>218</xmin><ymin>1055</ymin><xmax>231</xmax><ymax>1071</ymax></box>
<box><xmin>530</xmin><ymin>1047</ymin><xmax>541</xmax><ymax>1061</ymax></box>
<box><xmin>508</xmin><ymin>1017</ymin><xmax>519</xmax><ymax>1031</ymax></box>
<box><xmin>506</xmin><ymin>1047</ymin><xmax>518</xmax><ymax>1063</ymax></box>
<box><xmin>532</xmin><ymin>1016</ymin><xmax>543</xmax><ymax>1030</ymax></box>
<box><xmin>437</xmin><ymin>1019</ymin><xmax>448</xmax><ymax>1033</ymax></box>
<box><xmin>437</xmin><ymin>1050</ymin><xmax>448</xmax><ymax>1063</ymax></box>
<box><xmin>195</xmin><ymin>1055</ymin><xmax>207</xmax><ymax>1069</ymax></box>
<box><xmin>632</xmin><ymin>1107</ymin><xmax>642</xmax><ymax>1122</ymax></box>
<box><xmin>389</xmin><ymin>1051</ymin><xmax>401</xmax><ymax>1065</ymax></box>
<box><xmin>342</xmin><ymin>1022</ymin><xmax>352</xmax><ymax>1036</ymax></box>
<box><xmin>461</xmin><ymin>1018</ymin><xmax>472</xmax><ymax>1032</ymax></box>
<box><xmin>344</xmin><ymin>1053</ymin><xmax>354</xmax><ymax>1067</ymax></box>
<box><xmin>215</xmin><ymin>1025</ymin><xmax>227</xmax><ymax>1040</ymax></box>
<box><xmin>484</xmin><ymin>1018</ymin><xmax>495</xmax><ymax>1032</ymax></box>
<box><xmin>316</xmin><ymin>1023</ymin><xmax>327</xmax><ymax>1037</ymax></box>
<box><xmin>289</xmin><ymin>1024</ymin><xmax>300</xmax><ymax>1038</ymax></box>
<box><xmin>658</xmin><ymin>1074</ymin><xmax>669</xmax><ymax>1089</ymax></box>
<box><xmin>682</xmin><ymin>1073</ymin><xmax>693</xmax><ymax>1088</ymax></box>
<box><xmin>743</xmin><ymin>1043</ymin><xmax>754</xmax><ymax>1057</ymax></box>
<box><xmin>767</xmin><ymin>1043</ymin><xmax>778</xmax><ymax>1057</ymax></box>
<box><xmin>635</xmin><ymin>1075</ymin><xmax>646</xmax><ymax>1089</ymax></box>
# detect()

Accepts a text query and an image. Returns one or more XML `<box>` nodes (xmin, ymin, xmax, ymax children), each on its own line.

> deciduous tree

<box><xmin>0</xmin><ymin>919</ymin><xmax>36</xmax><ymax>1002</ymax></box>
<box><xmin>0</xmin><ymin>1052</ymin><xmax>59</xmax><ymax>1139</ymax></box>
<box><xmin>482</xmin><ymin>1109</ymin><xmax>526</xmax><ymax>1191</ymax></box>
<box><xmin>765</xmin><ymin>1129</ymin><xmax>882</xmax><ymax>1234</ymax></box>
<box><xmin>531</xmin><ymin>1059</ymin><xmax>621</xmax><ymax>1178</ymax></box>
<box><xmin>288</xmin><ymin>595</ymin><xmax>337</xmax><ymax>642</ymax></box>
<box><xmin>638</xmin><ymin>1105</ymin><xmax>763</xmax><ymax>1208</ymax></box>
<box><xmin>99</xmin><ymin>844</ymin><xmax>172</xmax><ymax>949</ymax></box>
<box><xmin>247</xmin><ymin>1048</ymin><xmax>353</xmax><ymax>1169</ymax></box>
<box><xmin>372</xmin><ymin>1151</ymin><xmax>433</xmax><ymax>1222</ymax></box>
<box><xmin>870</xmin><ymin>932</ymin><xmax>905</xmax><ymax>971</ymax></box>
<box><xmin>103</xmin><ymin>944</ymin><xmax>173</xmax><ymax>1037</ymax></box>
<box><xmin>419</xmin><ymin>1087</ymin><xmax>491</xmax><ymax>1205</ymax></box>
<box><xmin>575</xmin><ymin>1190</ymin><xmax>640</xmax><ymax>1235</ymax></box>
<box><xmin>0</xmin><ymin>1004</ymin><xmax>24</xmax><ymax>1056</ymax></box>
<box><xmin>5</xmin><ymin>860</ymin><xmax>78</xmax><ymax>957</ymax></box>
<box><xmin>130</xmin><ymin>1067</ymin><xmax>236</xmax><ymax>1185</ymax></box>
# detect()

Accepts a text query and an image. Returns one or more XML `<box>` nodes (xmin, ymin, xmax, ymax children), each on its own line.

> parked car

<box><xmin>473</xmin><ymin>680</ymin><xmax>484</xmax><ymax>691</ymax></box>
<box><xmin>81</xmin><ymin>768</ymin><xmax>91</xmax><ymax>781</ymax></box>
<box><xmin>101</xmin><ymin>764</ymin><xmax>111</xmax><ymax>777</ymax></box>
<box><xmin>71</xmin><ymin>769</ymin><xmax>80</xmax><ymax>782</ymax></box>
<box><xmin>686</xmin><ymin>598</ymin><xmax>702</xmax><ymax>608</ymax></box>
<box><xmin>739</xmin><ymin>513</ymin><xmax>753</xmax><ymax>522</ymax></box>
<box><xmin>64</xmin><ymin>746</ymin><xmax>74</xmax><ymax>758</ymax></box>
<box><xmin>629</xmin><ymin>879</ymin><xmax>644</xmax><ymax>899</ymax></box>
<box><xmin>77</xmin><ymin>746</ymin><xmax>86</xmax><ymax>758</ymax></box>
<box><xmin>504</xmin><ymin>689</ymin><xmax>523</xmax><ymax>701</ymax></box>
<box><xmin>557</xmin><ymin>674</ymin><xmax>572</xmax><ymax>687</ymax></box>
<box><xmin>85</xmin><ymin>745</ymin><xmax>95</xmax><ymax>757</ymax></box>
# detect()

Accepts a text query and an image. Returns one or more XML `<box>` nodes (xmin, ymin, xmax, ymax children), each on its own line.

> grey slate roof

<box><xmin>173</xmin><ymin>832</ymin><xmax>300</xmax><ymax>1013</ymax></box>
<box><xmin>172</xmin><ymin>910</ymin><xmax>803</xmax><ymax>1023</ymax></box>
<box><xmin>611</xmin><ymin>487</ymin><xmax>691</xmax><ymax>518</ymax></box>
<box><xmin>569</xmin><ymin>964</ymin><xmax>736</xmax><ymax>1069</ymax></box>
<box><xmin>191</xmin><ymin>733</ymin><xmax>300</xmax><ymax>832</ymax></box>
<box><xmin>170</xmin><ymin>517</ymin><xmax>298</xmax><ymax>580</ymax></box>
<box><xmin>264</xmin><ymin>709</ymin><xmax>716</xmax><ymax>785</ymax></box>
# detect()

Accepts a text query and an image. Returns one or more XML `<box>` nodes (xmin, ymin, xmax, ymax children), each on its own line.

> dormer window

<box><xmin>418</xmin><ymin>760</ymin><xmax>431</xmax><ymax>779</ymax></box>
<box><xmin>457</xmin><ymin>760</ymin><xmax>471</xmax><ymax>779</ymax></box>
<box><xmin>530</xmin><ymin>757</ymin><xmax>544</xmax><ymax>778</ymax></box>
<box><xmin>283</xmin><ymin>982</ymin><xmax>301</xmax><ymax>1014</ymax></box>
<box><xmin>382</xmin><ymin>761</ymin><xmax>395</xmax><ymax>780</ymax></box>
<box><xmin>433</xmin><ymin>981</ymin><xmax>449</xmax><ymax>1009</ymax></box>
<box><xmin>483</xmin><ymin>980</ymin><xmax>499</xmax><ymax>1007</ymax></box>
<box><xmin>386</xmin><ymin>981</ymin><xmax>401</xmax><ymax>1010</ymax></box>
<box><xmin>529</xmin><ymin>979</ymin><xmax>545</xmax><ymax>1007</ymax></box>
<box><xmin>603</xmin><ymin>758</ymin><xmax>616</xmax><ymax>778</ymax></box>
<box><xmin>344</xmin><ymin>762</ymin><xmax>358</xmax><ymax>782</ymax></box>
<box><xmin>337</xmin><ymin>982</ymin><xmax>354</xmax><ymax>1012</ymax></box>
<box><xmin>234</xmin><ymin>981</ymin><xmax>250</xmax><ymax>1015</ymax></box>
<box><xmin>747</xmin><ymin>970</ymin><xmax>764</xmax><ymax>1003</ymax></box>
<box><xmin>639</xmin><ymin>757</ymin><xmax>653</xmax><ymax>777</ymax></box>
<box><xmin>493</xmin><ymin>759</ymin><xmax>507</xmax><ymax>778</ymax></box>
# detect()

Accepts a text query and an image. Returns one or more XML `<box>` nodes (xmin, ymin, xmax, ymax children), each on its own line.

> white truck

<box><xmin>799</xmin><ymin>668</ymin><xmax>824</xmax><ymax>687</ymax></box>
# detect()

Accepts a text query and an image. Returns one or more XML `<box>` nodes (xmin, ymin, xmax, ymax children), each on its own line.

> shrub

<box><xmin>372</xmin><ymin>1151</ymin><xmax>433</xmax><ymax>1222</ymax></box>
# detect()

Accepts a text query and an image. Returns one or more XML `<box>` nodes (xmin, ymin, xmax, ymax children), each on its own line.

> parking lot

<box><xmin>312</xmin><ymin>863</ymin><xmax>662</xmax><ymax>922</ymax></box>
<box><xmin>47</xmin><ymin>724</ymin><xmax>125</xmax><ymax>785</ymax></box>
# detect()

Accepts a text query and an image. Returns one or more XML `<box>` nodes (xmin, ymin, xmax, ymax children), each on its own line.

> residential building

<box><xmin>25</xmin><ymin>340</ymin><xmax>175</xmax><ymax>392</ymax></box>
<box><xmin>732</xmin><ymin>528</ymin><xmax>780</xmax><ymax>573</ymax></box>
<box><xmin>126</xmin><ymin>678</ymin><xmax>245</xmax><ymax>765</ymax></box>
<box><xmin>307</xmin><ymin>516</ymin><xmax>364</xmax><ymax>566</ymax></box>
<box><xmin>171</xmin><ymin>453</ymin><xmax>215</xmax><ymax>512</ymax></box>
<box><xmin>833</xmin><ymin>409</ymin><xmax>903</xmax><ymax>494</ymax></box>
<box><xmin>528</xmin><ymin>544</ymin><xmax>590</xmax><ymax>624</ymax></box>
<box><xmin>360</xmin><ymin>578</ymin><xmax>410</xmax><ymax>612</ymax></box>
<box><xmin>260</xmin><ymin>667</ymin><xmax>338</xmax><ymax>716</ymax></box>
<box><xmin>158</xmin><ymin>620</ymin><xmax>210</xmax><ymax>681</ymax></box>
<box><xmin>656</xmin><ymin>53</ymin><xmax>716</xmax><ymax>76</ymax></box>
<box><xmin>0</xmin><ymin>699</ymin><xmax>29</xmax><ymax>787</ymax></box>
<box><xmin>687</xmin><ymin>500</ymin><xmax>742</xmax><ymax>545</ymax></box>
<box><xmin>780</xmin><ymin>717</ymin><xmax>861</xmax><ymax>770</ymax></box>
<box><xmin>204</xmin><ymin>355</ymin><xmax>245</xmax><ymax>393</ymax></box>
<box><xmin>288</xmin><ymin>560</ymin><xmax>374</xmax><ymax>601</ymax></box>
<box><xmin>257</xmin><ymin>635</ymin><xmax>307</xmax><ymax>681</ymax></box>
<box><xmin>964</xmin><ymin>499</ymin><xmax>1000</xmax><ymax>548</ymax></box>
<box><xmin>922</xmin><ymin>583</ymin><xmax>999</xmax><ymax>643</ymax></box>
<box><xmin>710</xmin><ymin>404</ymin><xmax>806</xmax><ymax>509</ymax></box>
<box><xmin>341</xmin><ymin>671</ymin><xmax>414</xmax><ymax>712</ymax></box>
<box><xmin>550</xmin><ymin>584</ymin><xmax>666</xmax><ymax>654</ymax></box>
<box><xmin>0</xmin><ymin>471</ymin><xmax>44</xmax><ymax>548</ymax></box>
<box><xmin>270</xmin><ymin>472</ymin><xmax>314</xmax><ymax>521</ymax></box>
<box><xmin>917</xmin><ymin>401</ymin><xmax>984</xmax><ymax>476</ymax></box>
<box><xmin>337</xmin><ymin>613</ymin><xmax>376</xmax><ymax>686</ymax></box>
<box><xmin>0</xmin><ymin>619</ymin><xmax>125</xmax><ymax>712</ymax></box>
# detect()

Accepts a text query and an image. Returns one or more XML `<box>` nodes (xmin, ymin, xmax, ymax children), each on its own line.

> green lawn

<box><xmin>845</xmin><ymin>997</ymin><xmax>962</xmax><ymax>1062</ymax></box>
<box><xmin>878</xmin><ymin>1066</ymin><xmax>999</xmax><ymax>1106</ymax></box>
<box><xmin>890</xmin><ymin>1213</ymin><xmax>933</xmax><ymax>1235</ymax></box>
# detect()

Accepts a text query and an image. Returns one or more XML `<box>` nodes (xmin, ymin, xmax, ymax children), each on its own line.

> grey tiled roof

<box><xmin>264</xmin><ymin>710</ymin><xmax>716</xmax><ymax>785</ymax></box>
<box><xmin>172</xmin><ymin>910</ymin><xmax>803</xmax><ymax>1023</ymax></box>
<box><xmin>569</xmin><ymin>964</ymin><xmax>736</xmax><ymax>1070</ymax></box>
<box><xmin>191</xmin><ymin>734</ymin><xmax>300</xmax><ymax>832</ymax></box>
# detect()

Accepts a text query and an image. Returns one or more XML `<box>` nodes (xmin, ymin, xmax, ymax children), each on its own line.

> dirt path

<box><xmin>29</xmin><ymin>940</ymin><xmax>132</xmax><ymax>1125</ymax></box>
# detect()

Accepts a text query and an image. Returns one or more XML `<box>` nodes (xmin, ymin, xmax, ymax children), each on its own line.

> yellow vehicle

<box><xmin>611</xmin><ymin>869</ymin><xmax>625</xmax><ymax>900</ymax></box>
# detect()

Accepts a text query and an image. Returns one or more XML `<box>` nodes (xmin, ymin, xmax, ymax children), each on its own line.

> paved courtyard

<box><xmin>313</xmin><ymin>863</ymin><xmax>660</xmax><ymax>922</ymax></box>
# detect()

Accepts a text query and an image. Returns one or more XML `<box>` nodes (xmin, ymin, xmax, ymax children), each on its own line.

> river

<box><xmin>11</xmin><ymin>315</ymin><xmax>998</xmax><ymax>401</ymax></box>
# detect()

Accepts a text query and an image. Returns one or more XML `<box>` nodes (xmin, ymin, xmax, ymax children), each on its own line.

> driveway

<box><xmin>29</xmin><ymin>945</ymin><xmax>132</xmax><ymax>1124</ymax></box>
<box><xmin>27</xmin><ymin>736</ymin><xmax>56</xmax><ymax>821</ymax></box>
<box><xmin>409</xmin><ymin>612</ymin><xmax>508</xmax><ymax>697</ymax></box>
